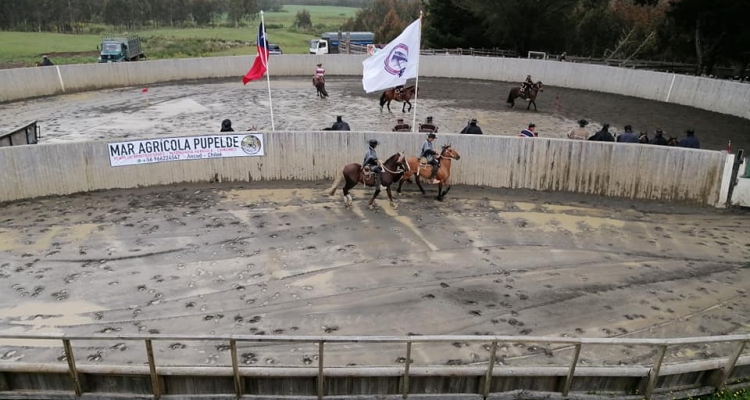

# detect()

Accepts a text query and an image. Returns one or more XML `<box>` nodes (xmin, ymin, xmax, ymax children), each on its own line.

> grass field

<box><xmin>0</xmin><ymin>5</ymin><xmax>358</xmax><ymax>67</ymax></box>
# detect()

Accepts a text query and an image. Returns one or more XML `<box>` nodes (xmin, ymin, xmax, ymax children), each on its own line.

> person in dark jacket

<box><xmin>419</xmin><ymin>116</ymin><xmax>438</xmax><ymax>133</ymax></box>
<box><xmin>519</xmin><ymin>123</ymin><xmax>537</xmax><ymax>137</ymax></box>
<box><xmin>392</xmin><ymin>118</ymin><xmax>411</xmax><ymax>132</ymax></box>
<box><xmin>363</xmin><ymin>139</ymin><xmax>384</xmax><ymax>189</ymax></box>
<box><xmin>651</xmin><ymin>128</ymin><xmax>668</xmax><ymax>146</ymax></box>
<box><xmin>41</xmin><ymin>56</ymin><xmax>54</xmax><ymax>66</ymax></box>
<box><xmin>460</xmin><ymin>118</ymin><xmax>483</xmax><ymax>135</ymax></box>
<box><xmin>420</xmin><ymin>133</ymin><xmax>440</xmax><ymax>184</ymax></box>
<box><xmin>588</xmin><ymin>124</ymin><xmax>615</xmax><ymax>142</ymax></box>
<box><xmin>220</xmin><ymin>119</ymin><xmax>234</xmax><ymax>132</ymax></box>
<box><xmin>331</xmin><ymin>116</ymin><xmax>351</xmax><ymax>131</ymax></box>
<box><xmin>677</xmin><ymin>129</ymin><xmax>700</xmax><ymax>149</ymax></box>
<box><xmin>616</xmin><ymin>125</ymin><xmax>639</xmax><ymax>143</ymax></box>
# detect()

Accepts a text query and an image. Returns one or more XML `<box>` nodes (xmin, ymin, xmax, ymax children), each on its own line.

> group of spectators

<box><xmin>567</xmin><ymin>119</ymin><xmax>700</xmax><ymax>149</ymax></box>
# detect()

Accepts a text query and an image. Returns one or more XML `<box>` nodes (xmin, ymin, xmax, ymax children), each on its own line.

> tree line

<box><xmin>341</xmin><ymin>0</ymin><xmax>749</xmax><ymax>76</ymax></box>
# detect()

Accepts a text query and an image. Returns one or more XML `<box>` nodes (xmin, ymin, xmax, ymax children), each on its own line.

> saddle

<box><xmin>361</xmin><ymin>165</ymin><xmax>376</xmax><ymax>186</ymax></box>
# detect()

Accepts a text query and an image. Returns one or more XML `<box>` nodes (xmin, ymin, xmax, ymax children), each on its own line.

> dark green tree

<box><xmin>293</xmin><ymin>9</ymin><xmax>312</xmax><ymax>30</ymax></box>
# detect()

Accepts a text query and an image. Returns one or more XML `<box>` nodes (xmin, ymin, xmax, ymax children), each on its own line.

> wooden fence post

<box><xmin>62</xmin><ymin>339</ymin><xmax>82</xmax><ymax>397</ymax></box>
<box><xmin>145</xmin><ymin>339</ymin><xmax>161</xmax><ymax>400</ymax></box>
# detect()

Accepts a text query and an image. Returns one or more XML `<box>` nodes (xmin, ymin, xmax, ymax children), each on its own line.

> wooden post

<box><xmin>402</xmin><ymin>341</ymin><xmax>412</xmax><ymax>398</ymax></box>
<box><xmin>645</xmin><ymin>345</ymin><xmax>667</xmax><ymax>400</ymax></box>
<box><xmin>62</xmin><ymin>339</ymin><xmax>82</xmax><ymax>397</ymax></box>
<box><xmin>230</xmin><ymin>340</ymin><xmax>243</xmax><ymax>398</ymax></box>
<box><xmin>483</xmin><ymin>341</ymin><xmax>498</xmax><ymax>398</ymax></box>
<box><xmin>317</xmin><ymin>341</ymin><xmax>325</xmax><ymax>400</ymax></box>
<box><xmin>726</xmin><ymin>149</ymin><xmax>745</xmax><ymax>207</ymax></box>
<box><xmin>562</xmin><ymin>344</ymin><xmax>582</xmax><ymax>396</ymax></box>
<box><xmin>145</xmin><ymin>339</ymin><xmax>161</xmax><ymax>400</ymax></box>
<box><xmin>716</xmin><ymin>341</ymin><xmax>746</xmax><ymax>391</ymax></box>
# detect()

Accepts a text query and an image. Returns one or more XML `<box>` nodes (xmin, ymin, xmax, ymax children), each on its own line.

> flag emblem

<box><xmin>385</xmin><ymin>44</ymin><xmax>409</xmax><ymax>77</ymax></box>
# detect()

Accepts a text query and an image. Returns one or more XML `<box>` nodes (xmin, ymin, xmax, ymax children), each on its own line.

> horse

<box><xmin>313</xmin><ymin>76</ymin><xmax>328</xmax><ymax>98</ymax></box>
<box><xmin>327</xmin><ymin>152</ymin><xmax>410</xmax><ymax>210</ymax></box>
<box><xmin>396</xmin><ymin>144</ymin><xmax>461</xmax><ymax>201</ymax></box>
<box><xmin>507</xmin><ymin>81</ymin><xmax>544</xmax><ymax>111</ymax></box>
<box><xmin>379</xmin><ymin>86</ymin><xmax>418</xmax><ymax>113</ymax></box>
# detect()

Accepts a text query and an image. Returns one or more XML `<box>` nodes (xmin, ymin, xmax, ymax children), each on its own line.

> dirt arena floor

<box><xmin>1</xmin><ymin>77</ymin><xmax>749</xmax><ymax>369</ymax></box>
<box><xmin>1</xmin><ymin>182</ymin><xmax>749</xmax><ymax>368</ymax></box>
<box><xmin>1</xmin><ymin>77</ymin><xmax>749</xmax><ymax>151</ymax></box>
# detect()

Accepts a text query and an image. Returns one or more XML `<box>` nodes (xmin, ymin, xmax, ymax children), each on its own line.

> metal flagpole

<box><xmin>261</xmin><ymin>11</ymin><xmax>275</xmax><ymax>131</ymax></box>
<box><xmin>411</xmin><ymin>11</ymin><xmax>423</xmax><ymax>133</ymax></box>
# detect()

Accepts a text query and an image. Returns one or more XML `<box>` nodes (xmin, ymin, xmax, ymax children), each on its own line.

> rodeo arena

<box><xmin>3</xmin><ymin>16</ymin><xmax>750</xmax><ymax>400</ymax></box>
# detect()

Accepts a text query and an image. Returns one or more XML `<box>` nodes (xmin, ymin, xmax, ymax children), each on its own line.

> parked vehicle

<box><xmin>309</xmin><ymin>32</ymin><xmax>375</xmax><ymax>55</ymax></box>
<box><xmin>99</xmin><ymin>36</ymin><xmax>144</xmax><ymax>63</ymax></box>
<box><xmin>268</xmin><ymin>44</ymin><xmax>283</xmax><ymax>55</ymax></box>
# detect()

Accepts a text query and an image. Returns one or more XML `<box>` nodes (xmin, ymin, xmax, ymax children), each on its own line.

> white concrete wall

<box><xmin>3</xmin><ymin>55</ymin><xmax>748</xmax><ymax>119</ymax></box>
<box><xmin>0</xmin><ymin>132</ymin><xmax>726</xmax><ymax>206</ymax></box>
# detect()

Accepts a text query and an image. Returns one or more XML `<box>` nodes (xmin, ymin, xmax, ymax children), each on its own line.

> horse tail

<box><xmin>379</xmin><ymin>91</ymin><xmax>387</xmax><ymax>108</ymax></box>
<box><xmin>327</xmin><ymin>168</ymin><xmax>344</xmax><ymax>195</ymax></box>
<box><xmin>506</xmin><ymin>88</ymin><xmax>515</xmax><ymax>104</ymax></box>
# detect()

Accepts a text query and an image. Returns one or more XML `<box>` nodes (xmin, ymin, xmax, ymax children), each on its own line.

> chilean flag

<box><xmin>242</xmin><ymin>21</ymin><xmax>269</xmax><ymax>84</ymax></box>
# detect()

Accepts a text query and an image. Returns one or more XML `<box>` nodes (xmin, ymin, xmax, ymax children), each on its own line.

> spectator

<box><xmin>651</xmin><ymin>128</ymin><xmax>668</xmax><ymax>145</ymax></box>
<box><xmin>41</xmin><ymin>55</ymin><xmax>54</xmax><ymax>66</ymax></box>
<box><xmin>559</xmin><ymin>52</ymin><xmax>567</xmax><ymax>62</ymax></box>
<box><xmin>220</xmin><ymin>119</ymin><xmax>234</xmax><ymax>132</ymax></box>
<box><xmin>617</xmin><ymin>125</ymin><xmax>639</xmax><ymax>143</ymax></box>
<box><xmin>331</xmin><ymin>115</ymin><xmax>351</xmax><ymax>131</ymax></box>
<box><xmin>677</xmin><ymin>129</ymin><xmax>700</xmax><ymax>149</ymax></box>
<box><xmin>460</xmin><ymin>118</ymin><xmax>483</xmax><ymax>135</ymax></box>
<box><xmin>419</xmin><ymin>116</ymin><xmax>438</xmax><ymax>133</ymax></box>
<box><xmin>588</xmin><ymin>124</ymin><xmax>614</xmax><ymax>142</ymax></box>
<box><xmin>519</xmin><ymin>123</ymin><xmax>537</xmax><ymax>138</ymax></box>
<box><xmin>392</xmin><ymin>118</ymin><xmax>411</xmax><ymax>132</ymax></box>
<box><xmin>568</xmin><ymin>119</ymin><xmax>589</xmax><ymax>140</ymax></box>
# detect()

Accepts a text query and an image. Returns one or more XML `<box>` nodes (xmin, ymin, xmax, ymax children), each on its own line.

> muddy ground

<box><xmin>1</xmin><ymin>77</ymin><xmax>749</xmax><ymax>151</ymax></box>
<box><xmin>0</xmin><ymin>182</ymin><xmax>748</xmax><ymax>368</ymax></box>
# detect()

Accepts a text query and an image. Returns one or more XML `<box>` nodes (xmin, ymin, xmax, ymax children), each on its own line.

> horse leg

<box><xmin>387</xmin><ymin>100</ymin><xmax>392</xmax><ymax>113</ymax></box>
<box><xmin>368</xmin><ymin>187</ymin><xmax>380</xmax><ymax>210</ymax></box>
<box><xmin>532</xmin><ymin>99</ymin><xmax>537</xmax><ymax>111</ymax></box>
<box><xmin>436</xmin><ymin>182</ymin><xmax>444</xmax><ymax>201</ymax></box>
<box><xmin>386</xmin><ymin>186</ymin><xmax>397</xmax><ymax>209</ymax></box>
<box><xmin>342</xmin><ymin>181</ymin><xmax>356</xmax><ymax>207</ymax></box>
<box><xmin>441</xmin><ymin>185</ymin><xmax>451</xmax><ymax>199</ymax></box>
<box><xmin>397</xmin><ymin>177</ymin><xmax>405</xmax><ymax>194</ymax></box>
<box><xmin>415</xmin><ymin>175</ymin><xmax>426</xmax><ymax>194</ymax></box>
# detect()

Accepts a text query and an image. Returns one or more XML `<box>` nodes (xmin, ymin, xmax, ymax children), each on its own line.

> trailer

<box><xmin>310</xmin><ymin>32</ymin><xmax>375</xmax><ymax>55</ymax></box>
<box><xmin>99</xmin><ymin>36</ymin><xmax>144</xmax><ymax>63</ymax></box>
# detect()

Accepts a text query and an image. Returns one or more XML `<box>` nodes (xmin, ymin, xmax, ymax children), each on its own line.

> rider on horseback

<box><xmin>314</xmin><ymin>63</ymin><xmax>325</xmax><ymax>83</ymax></box>
<box><xmin>421</xmin><ymin>133</ymin><xmax>441</xmax><ymax>184</ymax></box>
<box><xmin>363</xmin><ymin>139</ymin><xmax>385</xmax><ymax>189</ymax></box>
<box><xmin>395</xmin><ymin>84</ymin><xmax>404</xmax><ymax>98</ymax></box>
<box><xmin>521</xmin><ymin>75</ymin><xmax>534</xmax><ymax>95</ymax></box>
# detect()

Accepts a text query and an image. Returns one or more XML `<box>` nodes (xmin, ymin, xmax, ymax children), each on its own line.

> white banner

<box><xmin>108</xmin><ymin>134</ymin><xmax>264</xmax><ymax>167</ymax></box>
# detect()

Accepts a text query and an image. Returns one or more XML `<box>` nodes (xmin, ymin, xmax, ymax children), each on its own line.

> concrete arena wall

<box><xmin>1</xmin><ymin>55</ymin><xmax>749</xmax><ymax>119</ymax></box>
<box><xmin>0</xmin><ymin>132</ymin><xmax>725</xmax><ymax>206</ymax></box>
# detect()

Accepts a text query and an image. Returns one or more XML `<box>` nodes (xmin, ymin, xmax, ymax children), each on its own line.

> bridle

<box><xmin>379</xmin><ymin>153</ymin><xmax>410</xmax><ymax>175</ymax></box>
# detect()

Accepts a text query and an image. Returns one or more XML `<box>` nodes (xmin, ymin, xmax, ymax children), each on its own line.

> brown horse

<box><xmin>507</xmin><ymin>81</ymin><xmax>544</xmax><ymax>111</ymax></box>
<box><xmin>397</xmin><ymin>144</ymin><xmax>461</xmax><ymax>201</ymax></box>
<box><xmin>379</xmin><ymin>86</ymin><xmax>418</xmax><ymax>113</ymax></box>
<box><xmin>313</xmin><ymin>76</ymin><xmax>328</xmax><ymax>98</ymax></box>
<box><xmin>327</xmin><ymin>152</ymin><xmax>409</xmax><ymax>209</ymax></box>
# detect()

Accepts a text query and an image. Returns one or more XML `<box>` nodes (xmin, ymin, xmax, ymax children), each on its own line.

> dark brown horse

<box><xmin>397</xmin><ymin>144</ymin><xmax>461</xmax><ymax>201</ymax></box>
<box><xmin>379</xmin><ymin>86</ymin><xmax>417</xmax><ymax>113</ymax></box>
<box><xmin>313</xmin><ymin>76</ymin><xmax>328</xmax><ymax>98</ymax></box>
<box><xmin>327</xmin><ymin>152</ymin><xmax>409</xmax><ymax>209</ymax></box>
<box><xmin>507</xmin><ymin>81</ymin><xmax>544</xmax><ymax>111</ymax></box>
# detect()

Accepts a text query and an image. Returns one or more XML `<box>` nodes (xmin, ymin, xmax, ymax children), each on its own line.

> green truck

<box><xmin>98</xmin><ymin>36</ymin><xmax>144</xmax><ymax>63</ymax></box>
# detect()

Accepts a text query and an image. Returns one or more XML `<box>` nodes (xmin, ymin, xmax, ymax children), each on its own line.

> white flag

<box><xmin>362</xmin><ymin>19</ymin><xmax>421</xmax><ymax>93</ymax></box>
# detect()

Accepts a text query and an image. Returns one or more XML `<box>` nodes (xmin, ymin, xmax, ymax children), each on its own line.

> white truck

<box><xmin>309</xmin><ymin>31</ymin><xmax>375</xmax><ymax>55</ymax></box>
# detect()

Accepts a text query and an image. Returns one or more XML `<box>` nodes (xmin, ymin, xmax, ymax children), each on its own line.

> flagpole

<box><xmin>411</xmin><ymin>11</ymin><xmax>423</xmax><ymax>133</ymax></box>
<box><xmin>261</xmin><ymin>11</ymin><xmax>275</xmax><ymax>131</ymax></box>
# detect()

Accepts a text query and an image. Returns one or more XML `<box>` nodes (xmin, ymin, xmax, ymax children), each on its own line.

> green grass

<box><xmin>0</xmin><ymin>4</ymin><xmax>357</xmax><ymax>66</ymax></box>
<box><xmin>695</xmin><ymin>388</ymin><xmax>750</xmax><ymax>400</ymax></box>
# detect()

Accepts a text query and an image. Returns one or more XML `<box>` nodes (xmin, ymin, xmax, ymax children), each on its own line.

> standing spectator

<box><xmin>419</xmin><ymin>116</ymin><xmax>438</xmax><ymax>133</ymax></box>
<box><xmin>588</xmin><ymin>124</ymin><xmax>615</xmax><ymax>142</ymax></box>
<box><xmin>41</xmin><ymin>55</ymin><xmax>54</xmax><ymax>66</ymax></box>
<box><xmin>568</xmin><ymin>119</ymin><xmax>589</xmax><ymax>140</ymax></box>
<box><xmin>617</xmin><ymin>125</ymin><xmax>639</xmax><ymax>143</ymax></box>
<box><xmin>460</xmin><ymin>118</ymin><xmax>483</xmax><ymax>135</ymax></box>
<box><xmin>677</xmin><ymin>129</ymin><xmax>700</xmax><ymax>149</ymax></box>
<box><xmin>651</xmin><ymin>128</ymin><xmax>668</xmax><ymax>145</ymax></box>
<box><xmin>519</xmin><ymin>123</ymin><xmax>537</xmax><ymax>137</ymax></box>
<box><xmin>331</xmin><ymin>115</ymin><xmax>351</xmax><ymax>131</ymax></box>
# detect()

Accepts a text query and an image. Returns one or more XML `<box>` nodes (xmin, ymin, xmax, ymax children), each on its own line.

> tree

<box><xmin>422</xmin><ymin>0</ymin><xmax>491</xmax><ymax>48</ymax></box>
<box><xmin>191</xmin><ymin>0</ymin><xmax>218</xmax><ymax>25</ymax></box>
<box><xmin>293</xmin><ymin>9</ymin><xmax>312</xmax><ymax>30</ymax></box>
<box><xmin>228</xmin><ymin>0</ymin><xmax>258</xmax><ymax>27</ymax></box>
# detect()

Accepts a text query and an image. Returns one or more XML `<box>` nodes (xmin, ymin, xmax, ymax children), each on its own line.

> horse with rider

<box><xmin>507</xmin><ymin>75</ymin><xmax>544</xmax><ymax>111</ymax></box>
<box><xmin>313</xmin><ymin>63</ymin><xmax>328</xmax><ymax>98</ymax></box>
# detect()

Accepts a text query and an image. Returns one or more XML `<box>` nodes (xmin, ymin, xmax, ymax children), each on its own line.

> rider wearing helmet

<box><xmin>421</xmin><ymin>133</ymin><xmax>440</xmax><ymax>184</ymax></box>
<box><xmin>363</xmin><ymin>139</ymin><xmax>384</xmax><ymax>189</ymax></box>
